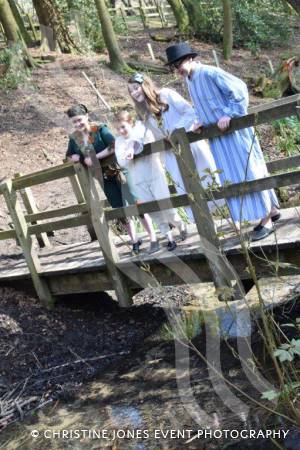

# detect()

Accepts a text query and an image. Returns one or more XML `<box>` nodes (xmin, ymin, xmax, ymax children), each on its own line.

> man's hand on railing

<box><xmin>84</xmin><ymin>156</ymin><xmax>93</xmax><ymax>167</ymax></box>
<box><xmin>217</xmin><ymin>116</ymin><xmax>231</xmax><ymax>131</ymax></box>
<box><xmin>192</xmin><ymin>122</ymin><xmax>203</xmax><ymax>133</ymax></box>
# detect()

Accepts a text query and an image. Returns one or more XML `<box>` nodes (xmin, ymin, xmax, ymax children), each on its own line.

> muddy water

<box><xmin>0</xmin><ymin>331</ymin><xmax>267</xmax><ymax>450</ymax></box>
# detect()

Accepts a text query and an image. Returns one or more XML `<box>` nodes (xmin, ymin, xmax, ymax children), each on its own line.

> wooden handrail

<box><xmin>104</xmin><ymin>168</ymin><xmax>300</xmax><ymax>221</ymax></box>
<box><xmin>12</xmin><ymin>163</ymin><xmax>75</xmax><ymax>190</ymax></box>
<box><xmin>101</xmin><ymin>94</ymin><xmax>300</xmax><ymax>167</ymax></box>
<box><xmin>25</xmin><ymin>203</ymin><xmax>88</xmax><ymax>223</ymax></box>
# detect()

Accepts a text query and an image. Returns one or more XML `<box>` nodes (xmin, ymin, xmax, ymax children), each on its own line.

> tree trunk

<box><xmin>285</xmin><ymin>0</ymin><xmax>300</xmax><ymax>14</ymax></box>
<box><xmin>166</xmin><ymin>0</ymin><xmax>189</xmax><ymax>32</ymax></box>
<box><xmin>0</xmin><ymin>0</ymin><xmax>35</xmax><ymax>66</ymax></box>
<box><xmin>7</xmin><ymin>0</ymin><xmax>33</xmax><ymax>46</ymax></box>
<box><xmin>222</xmin><ymin>0</ymin><xmax>232</xmax><ymax>60</ymax></box>
<box><xmin>0</xmin><ymin>0</ymin><xmax>20</xmax><ymax>42</ymax></box>
<box><xmin>32</xmin><ymin>0</ymin><xmax>80</xmax><ymax>53</ymax></box>
<box><xmin>94</xmin><ymin>0</ymin><xmax>129</xmax><ymax>72</ymax></box>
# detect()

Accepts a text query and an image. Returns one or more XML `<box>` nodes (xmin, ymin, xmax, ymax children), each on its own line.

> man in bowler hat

<box><xmin>165</xmin><ymin>42</ymin><xmax>280</xmax><ymax>241</ymax></box>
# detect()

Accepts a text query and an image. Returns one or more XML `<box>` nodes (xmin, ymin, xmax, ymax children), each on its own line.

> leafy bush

<box><xmin>184</xmin><ymin>0</ymin><xmax>292</xmax><ymax>51</ymax></box>
<box><xmin>60</xmin><ymin>0</ymin><xmax>127</xmax><ymax>53</ymax></box>
<box><xmin>0</xmin><ymin>45</ymin><xmax>30</xmax><ymax>90</ymax></box>
<box><xmin>273</xmin><ymin>116</ymin><xmax>300</xmax><ymax>156</ymax></box>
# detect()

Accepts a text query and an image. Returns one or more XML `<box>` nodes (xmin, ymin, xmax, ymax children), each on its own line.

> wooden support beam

<box><xmin>171</xmin><ymin>128</ymin><xmax>239</xmax><ymax>300</ymax></box>
<box><xmin>73</xmin><ymin>161</ymin><xmax>134</xmax><ymax>308</ymax></box>
<box><xmin>67</xmin><ymin>163</ymin><xmax>97</xmax><ymax>241</ymax></box>
<box><xmin>101</xmin><ymin>94</ymin><xmax>300</xmax><ymax>167</ymax></box>
<box><xmin>12</xmin><ymin>163</ymin><xmax>75</xmax><ymax>190</ymax></box>
<box><xmin>14</xmin><ymin>173</ymin><xmax>51</xmax><ymax>248</ymax></box>
<box><xmin>267</xmin><ymin>155</ymin><xmax>300</xmax><ymax>173</ymax></box>
<box><xmin>1</xmin><ymin>180</ymin><xmax>54</xmax><ymax>308</ymax></box>
<box><xmin>104</xmin><ymin>168</ymin><xmax>300</xmax><ymax>221</ymax></box>
<box><xmin>25</xmin><ymin>203</ymin><xmax>88</xmax><ymax>222</ymax></box>
<box><xmin>0</xmin><ymin>229</ymin><xmax>16</xmax><ymax>241</ymax></box>
<box><xmin>28</xmin><ymin>214</ymin><xmax>91</xmax><ymax>235</ymax></box>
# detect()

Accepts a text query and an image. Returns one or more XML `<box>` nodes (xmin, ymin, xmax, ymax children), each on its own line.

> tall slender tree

<box><xmin>0</xmin><ymin>0</ymin><xmax>34</xmax><ymax>66</ymax></box>
<box><xmin>32</xmin><ymin>0</ymin><xmax>80</xmax><ymax>53</ymax></box>
<box><xmin>222</xmin><ymin>0</ymin><xmax>232</xmax><ymax>60</ymax></box>
<box><xmin>166</xmin><ymin>0</ymin><xmax>189</xmax><ymax>33</ymax></box>
<box><xmin>7</xmin><ymin>0</ymin><xmax>33</xmax><ymax>46</ymax></box>
<box><xmin>94</xmin><ymin>0</ymin><xmax>129</xmax><ymax>72</ymax></box>
<box><xmin>284</xmin><ymin>0</ymin><xmax>300</xmax><ymax>14</ymax></box>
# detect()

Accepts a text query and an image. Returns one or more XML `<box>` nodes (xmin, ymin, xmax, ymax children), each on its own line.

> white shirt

<box><xmin>114</xmin><ymin>121</ymin><xmax>165</xmax><ymax>185</ymax></box>
<box><xmin>159</xmin><ymin>87</ymin><xmax>197</xmax><ymax>133</ymax></box>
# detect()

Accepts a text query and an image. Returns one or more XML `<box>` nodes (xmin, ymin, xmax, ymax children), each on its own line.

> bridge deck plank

<box><xmin>0</xmin><ymin>207</ymin><xmax>299</xmax><ymax>284</ymax></box>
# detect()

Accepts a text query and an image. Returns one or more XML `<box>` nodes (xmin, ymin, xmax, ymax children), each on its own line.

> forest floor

<box><xmin>0</xmin><ymin>27</ymin><xmax>300</xmax><ymax>448</ymax></box>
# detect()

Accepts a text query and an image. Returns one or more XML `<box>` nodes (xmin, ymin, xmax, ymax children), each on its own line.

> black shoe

<box><xmin>253</xmin><ymin>212</ymin><xmax>281</xmax><ymax>231</ymax></box>
<box><xmin>271</xmin><ymin>212</ymin><xmax>281</xmax><ymax>223</ymax></box>
<box><xmin>180</xmin><ymin>229</ymin><xmax>188</xmax><ymax>241</ymax></box>
<box><xmin>148</xmin><ymin>241</ymin><xmax>160</xmax><ymax>254</ymax></box>
<box><xmin>132</xmin><ymin>239</ymin><xmax>142</xmax><ymax>254</ymax></box>
<box><xmin>251</xmin><ymin>226</ymin><xmax>274</xmax><ymax>241</ymax></box>
<box><xmin>167</xmin><ymin>240</ymin><xmax>177</xmax><ymax>251</ymax></box>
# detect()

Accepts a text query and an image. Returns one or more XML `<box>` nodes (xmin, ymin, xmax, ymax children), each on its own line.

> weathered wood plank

<box><xmin>101</xmin><ymin>94</ymin><xmax>300</xmax><ymax>167</ymax></box>
<box><xmin>104</xmin><ymin>169</ymin><xmax>300</xmax><ymax>221</ymax></box>
<box><xmin>267</xmin><ymin>155</ymin><xmax>300</xmax><ymax>173</ymax></box>
<box><xmin>1</xmin><ymin>180</ymin><xmax>54</xmax><ymax>308</ymax></box>
<box><xmin>25</xmin><ymin>203</ymin><xmax>88</xmax><ymax>222</ymax></box>
<box><xmin>212</xmin><ymin>168</ymin><xmax>300</xmax><ymax>201</ymax></box>
<box><xmin>14</xmin><ymin>173</ymin><xmax>51</xmax><ymax>248</ymax></box>
<box><xmin>0</xmin><ymin>208</ymin><xmax>299</xmax><ymax>294</ymax></box>
<box><xmin>171</xmin><ymin>128</ymin><xmax>237</xmax><ymax>298</ymax></box>
<box><xmin>28</xmin><ymin>214</ymin><xmax>91</xmax><ymax>235</ymax></box>
<box><xmin>0</xmin><ymin>229</ymin><xmax>16</xmax><ymax>240</ymax></box>
<box><xmin>12</xmin><ymin>163</ymin><xmax>75</xmax><ymax>190</ymax></box>
<box><xmin>67</xmin><ymin>168</ymin><xmax>97</xmax><ymax>241</ymax></box>
<box><xmin>74</xmin><ymin>158</ymin><xmax>134</xmax><ymax>308</ymax></box>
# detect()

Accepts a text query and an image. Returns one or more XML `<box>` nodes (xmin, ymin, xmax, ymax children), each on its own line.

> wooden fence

<box><xmin>0</xmin><ymin>94</ymin><xmax>300</xmax><ymax>308</ymax></box>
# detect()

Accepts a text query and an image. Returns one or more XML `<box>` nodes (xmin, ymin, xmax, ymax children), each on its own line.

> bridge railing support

<box><xmin>171</xmin><ymin>128</ymin><xmax>236</xmax><ymax>299</ymax></box>
<box><xmin>65</xmin><ymin>164</ymin><xmax>97</xmax><ymax>241</ymax></box>
<box><xmin>1</xmin><ymin>179</ymin><xmax>54</xmax><ymax>308</ymax></box>
<box><xmin>14</xmin><ymin>173</ymin><xmax>51</xmax><ymax>249</ymax></box>
<box><xmin>74</xmin><ymin>160</ymin><xmax>134</xmax><ymax>308</ymax></box>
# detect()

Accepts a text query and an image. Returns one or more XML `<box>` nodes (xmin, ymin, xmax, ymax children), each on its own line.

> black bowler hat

<box><xmin>165</xmin><ymin>42</ymin><xmax>198</xmax><ymax>66</ymax></box>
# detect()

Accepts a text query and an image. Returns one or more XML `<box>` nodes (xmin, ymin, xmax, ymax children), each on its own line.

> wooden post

<box><xmin>1</xmin><ymin>180</ymin><xmax>54</xmax><ymax>308</ymax></box>
<box><xmin>68</xmin><ymin>170</ymin><xmax>97</xmax><ymax>241</ymax></box>
<box><xmin>14</xmin><ymin>173</ymin><xmax>51</xmax><ymax>248</ymax></box>
<box><xmin>158</xmin><ymin>1</ymin><xmax>167</xmax><ymax>26</ymax></box>
<box><xmin>139</xmin><ymin>5</ymin><xmax>147</xmax><ymax>29</ymax></box>
<box><xmin>155</xmin><ymin>1</ymin><xmax>164</xmax><ymax>27</ymax></box>
<box><xmin>26</xmin><ymin>13</ymin><xmax>38</xmax><ymax>42</ymax></box>
<box><xmin>170</xmin><ymin>128</ymin><xmax>238</xmax><ymax>300</ymax></box>
<box><xmin>119</xmin><ymin>5</ymin><xmax>129</xmax><ymax>32</ymax></box>
<box><xmin>73</xmin><ymin>161</ymin><xmax>134</xmax><ymax>307</ymax></box>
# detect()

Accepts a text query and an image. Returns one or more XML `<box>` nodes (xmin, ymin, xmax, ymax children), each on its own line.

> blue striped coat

<box><xmin>186</xmin><ymin>63</ymin><xmax>278</xmax><ymax>222</ymax></box>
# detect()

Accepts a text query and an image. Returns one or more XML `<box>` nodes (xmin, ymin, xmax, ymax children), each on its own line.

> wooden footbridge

<box><xmin>0</xmin><ymin>95</ymin><xmax>300</xmax><ymax>308</ymax></box>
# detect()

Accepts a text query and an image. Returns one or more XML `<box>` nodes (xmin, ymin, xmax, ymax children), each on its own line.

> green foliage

<box><xmin>59</xmin><ymin>0</ymin><xmax>127</xmax><ymax>53</ymax></box>
<box><xmin>184</xmin><ymin>0</ymin><xmax>291</xmax><ymax>51</ymax></box>
<box><xmin>273</xmin><ymin>116</ymin><xmax>300</xmax><ymax>156</ymax></box>
<box><xmin>273</xmin><ymin>339</ymin><xmax>300</xmax><ymax>362</ymax></box>
<box><xmin>262</xmin><ymin>382</ymin><xmax>300</xmax><ymax>401</ymax></box>
<box><xmin>0</xmin><ymin>45</ymin><xmax>30</xmax><ymax>90</ymax></box>
<box><xmin>163</xmin><ymin>310</ymin><xmax>203</xmax><ymax>341</ymax></box>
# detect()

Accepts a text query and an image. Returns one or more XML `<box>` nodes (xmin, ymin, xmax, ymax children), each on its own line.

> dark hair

<box><xmin>66</xmin><ymin>104</ymin><xmax>88</xmax><ymax>118</ymax></box>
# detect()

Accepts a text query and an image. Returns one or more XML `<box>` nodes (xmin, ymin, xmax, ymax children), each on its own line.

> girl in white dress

<box><xmin>127</xmin><ymin>73</ymin><xmax>223</xmax><ymax>222</ymax></box>
<box><xmin>114</xmin><ymin>110</ymin><xmax>187</xmax><ymax>252</ymax></box>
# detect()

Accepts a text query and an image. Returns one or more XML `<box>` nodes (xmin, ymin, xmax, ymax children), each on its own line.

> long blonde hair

<box><xmin>128</xmin><ymin>74</ymin><xmax>169</xmax><ymax>121</ymax></box>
